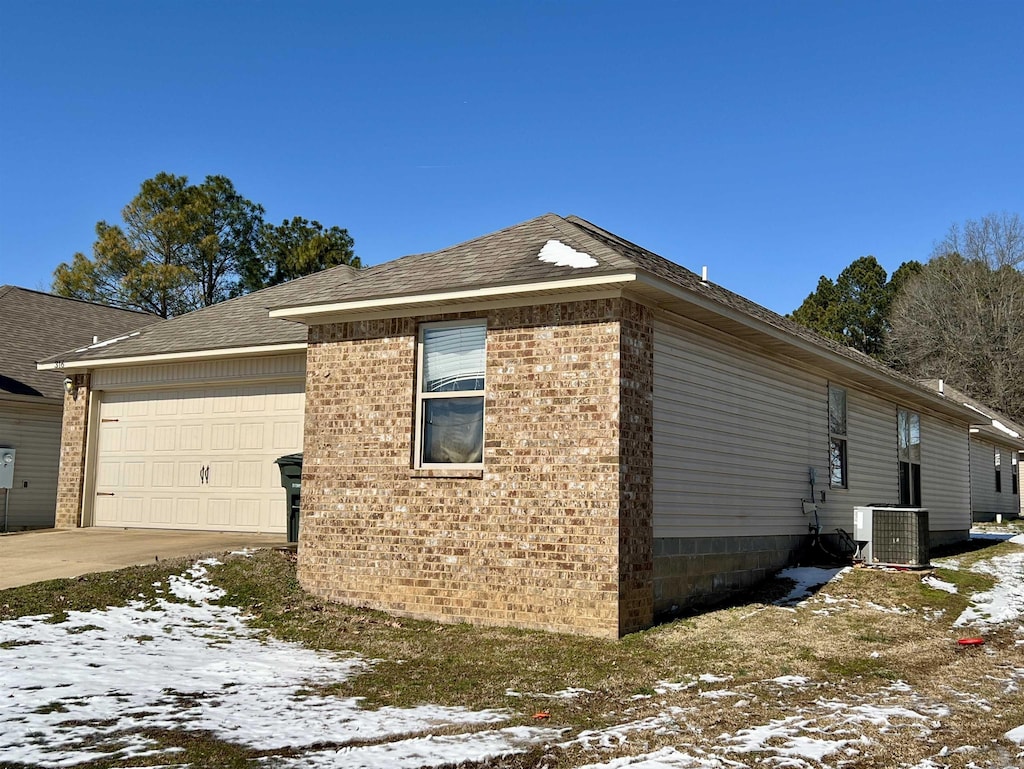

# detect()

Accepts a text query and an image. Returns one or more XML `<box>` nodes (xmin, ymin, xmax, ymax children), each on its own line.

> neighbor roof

<box><xmin>0</xmin><ymin>286</ymin><xmax>156</xmax><ymax>399</ymax></box>
<box><xmin>37</xmin><ymin>265</ymin><xmax>360</xmax><ymax>369</ymax></box>
<box><xmin>921</xmin><ymin>380</ymin><xmax>1024</xmax><ymax>449</ymax></box>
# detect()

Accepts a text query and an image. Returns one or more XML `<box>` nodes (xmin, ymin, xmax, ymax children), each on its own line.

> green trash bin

<box><xmin>274</xmin><ymin>453</ymin><xmax>303</xmax><ymax>543</ymax></box>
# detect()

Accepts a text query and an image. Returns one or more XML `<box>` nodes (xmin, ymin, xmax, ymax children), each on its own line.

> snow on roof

<box><xmin>537</xmin><ymin>239</ymin><xmax>598</xmax><ymax>269</ymax></box>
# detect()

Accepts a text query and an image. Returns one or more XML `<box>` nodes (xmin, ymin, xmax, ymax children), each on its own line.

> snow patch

<box><xmin>953</xmin><ymin>551</ymin><xmax>1024</xmax><ymax>629</ymax></box>
<box><xmin>774</xmin><ymin>566</ymin><xmax>848</xmax><ymax>605</ymax></box>
<box><xmin>538</xmin><ymin>239</ymin><xmax>598</xmax><ymax>269</ymax></box>
<box><xmin>922</xmin><ymin>574</ymin><xmax>958</xmax><ymax>593</ymax></box>
<box><xmin>0</xmin><ymin>560</ymin><xmax>556</xmax><ymax>768</ymax></box>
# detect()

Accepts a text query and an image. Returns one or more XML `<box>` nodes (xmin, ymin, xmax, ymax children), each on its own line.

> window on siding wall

<box><xmin>898</xmin><ymin>408</ymin><xmax>921</xmax><ymax>506</ymax></box>
<box><xmin>828</xmin><ymin>386</ymin><xmax>848</xmax><ymax>488</ymax></box>
<box><xmin>415</xmin><ymin>321</ymin><xmax>486</xmax><ymax>467</ymax></box>
<box><xmin>1013</xmin><ymin>454</ymin><xmax>1019</xmax><ymax>495</ymax></box>
<box><xmin>995</xmin><ymin>450</ymin><xmax>1002</xmax><ymax>493</ymax></box>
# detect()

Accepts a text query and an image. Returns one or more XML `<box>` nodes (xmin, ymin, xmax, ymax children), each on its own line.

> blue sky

<box><xmin>1</xmin><ymin>1</ymin><xmax>1022</xmax><ymax>314</ymax></box>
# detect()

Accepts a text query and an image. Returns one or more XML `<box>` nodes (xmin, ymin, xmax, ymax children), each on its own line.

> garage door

<box><xmin>92</xmin><ymin>382</ymin><xmax>303</xmax><ymax>532</ymax></box>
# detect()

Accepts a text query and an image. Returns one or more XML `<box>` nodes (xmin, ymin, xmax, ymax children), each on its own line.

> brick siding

<box><xmin>297</xmin><ymin>298</ymin><xmax>654</xmax><ymax>638</ymax></box>
<box><xmin>54</xmin><ymin>374</ymin><xmax>90</xmax><ymax>528</ymax></box>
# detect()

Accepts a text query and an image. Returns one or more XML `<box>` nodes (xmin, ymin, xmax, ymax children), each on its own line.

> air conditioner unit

<box><xmin>853</xmin><ymin>506</ymin><xmax>930</xmax><ymax>567</ymax></box>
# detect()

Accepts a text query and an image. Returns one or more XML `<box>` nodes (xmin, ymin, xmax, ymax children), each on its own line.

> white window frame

<box><xmin>828</xmin><ymin>385</ymin><xmax>848</xmax><ymax>489</ymax></box>
<box><xmin>897</xmin><ymin>407</ymin><xmax>922</xmax><ymax>506</ymax></box>
<box><xmin>414</xmin><ymin>319</ymin><xmax>486</xmax><ymax>469</ymax></box>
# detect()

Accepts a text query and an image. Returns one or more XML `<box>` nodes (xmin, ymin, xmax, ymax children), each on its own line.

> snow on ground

<box><xmin>4</xmin><ymin>532</ymin><xmax>1024</xmax><ymax>769</ymax></box>
<box><xmin>773</xmin><ymin>566</ymin><xmax>848</xmax><ymax>606</ymax></box>
<box><xmin>934</xmin><ymin>532</ymin><xmax>1024</xmax><ymax>631</ymax></box>
<box><xmin>0</xmin><ymin>558</ymin><xmax>559</xmax><ymax>768</ymax></box>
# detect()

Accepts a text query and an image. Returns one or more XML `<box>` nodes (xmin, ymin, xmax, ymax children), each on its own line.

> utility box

<box><xmin>854</xmin><ymin>506</ymin><xmax>930</xmax><ymax>567</ymax></box>
<box><xmin>274</xmin><ymin>453</ymin><xmax>303</xmax><ymax>543</ymax></box>
<box><xmin>0</xmin><ymin>449</ymin><xmax>15</xmax><ymax>489</ymax></box>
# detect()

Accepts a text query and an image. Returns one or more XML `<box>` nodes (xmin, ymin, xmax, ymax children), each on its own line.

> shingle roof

<box><xmin>30</xmin><ymin>214</ymin><xmax>986</xmax><ymax>424</ymax></box>
<box><xmin>0</xmin><ymin>286</ymin><xmax>156</xmax><ymax>399</ymax></box>
<box><xmin>38</xmin><ymin>264</ymin><xmax>361</xmax><ymax>367</ymax></box>
<box><xmin>267</xmin><ymin>214</ymin><xmax>635</xmax><ymax>310</ymax></box>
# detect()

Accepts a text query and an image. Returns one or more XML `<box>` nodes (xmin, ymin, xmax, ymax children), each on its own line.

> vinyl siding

<box><xmin>91</xmin><ymin>353</ymin><xmax>306</xmax><ymax>390</ymax></box>
<box><xmin>653</xmin><ymin>318</ymin><xmax>827</xmax><ymax>539</ymax></box>
<box><xmin>653</xmin><ymin>317</ymin><xmax>967</xmax><ymax>540</ymax></box>
<box><xmin>921</xmin><ymin>416</ymin><xmax>971</xmax><ymax>532</ymax></box>
<box><xmin>0</xmin><ymin>399</ymin><xmax>62</xmax><ymax>528</ymax></box>
<box><xmin>969</xmin><ymin>437</ymin><xmax>1019</xmax><ymax>518</ymax></box>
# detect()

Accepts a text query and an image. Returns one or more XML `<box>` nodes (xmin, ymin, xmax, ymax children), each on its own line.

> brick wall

<box><xmin>298</xmin><ymin>298</ymin><xmax>654</xmax><ymax>638</ymax></box>
<box><xmin>54</xmin><ymin>373</ymin><xmax>90</xmax><ymax>528</ymax></box>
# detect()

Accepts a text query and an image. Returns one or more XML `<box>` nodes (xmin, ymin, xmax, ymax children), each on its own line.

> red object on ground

<box><xmin>532</xmin><ymin>711</ymin><xmax>551</xmax><ymax>720</ymax></box>
<box><xmin>957</xmin><ymin>637</ymin><xmax>985</xmax><ymax>646</ymax></box>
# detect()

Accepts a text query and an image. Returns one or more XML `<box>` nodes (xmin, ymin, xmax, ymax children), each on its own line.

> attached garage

<box><xmin>91</xmin><ymin>381</ymin><xmax>303</xmax><ymax>532</ymax></box>
<box><xmin>38</xmin><ymin>269</ymin><xmax>362</xmax><ymax>532</ymax></box>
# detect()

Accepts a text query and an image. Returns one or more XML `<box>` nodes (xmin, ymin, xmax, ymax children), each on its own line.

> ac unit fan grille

<box><xmin>872</xmin><ymin>509</ymin><xmax>930</xmax><ymax>566</ymax></box>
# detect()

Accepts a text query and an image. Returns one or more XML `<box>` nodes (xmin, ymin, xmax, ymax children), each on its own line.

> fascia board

<box><xmin>268</xmin><ymin>273</ymin><xmax>639</xmax><ymax>323</ymax></box>
<box><xmin>36</xmin><ymin>342</ymin><xmax>307</xmax><ymax>372</ymax></box>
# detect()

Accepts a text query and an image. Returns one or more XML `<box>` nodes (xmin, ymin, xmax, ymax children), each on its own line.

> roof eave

<box><xmin>268</xmin><ymin>273</ymin><xmax>639</xmax><ymax>324</ymax></box>
<box><xmin>36</xmin><ymin>342</ymin><xmax>308</xmax><ymax>373</ymax></box>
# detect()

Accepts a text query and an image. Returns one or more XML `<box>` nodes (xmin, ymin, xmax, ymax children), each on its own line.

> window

<box><xmin>828</xmin><ymin>386</ymin><xmax>847</xmax><ymax>488</ymax></box>
<box><xmin>898</xmin><ymin>408</ymin><xmax>921</xmax><ymax>506</ymax></box>
<box><xmin>1013</xmin><ymin>454</ymin><xmax>1019</xmax><ymax>496</ymax></box>
<box><xmin>415</xmin><ymin>321</ymin><xmax>486</xmax><ymax>467</ymax></box>
<box><xmin>995</xmin><ymin>450</ymin><xmax>1002</xmax><ymax>493</ymax></box>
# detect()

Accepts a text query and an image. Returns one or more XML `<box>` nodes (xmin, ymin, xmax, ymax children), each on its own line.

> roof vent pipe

<box><xmin>701</xmin><ymin>266</ymin><xmax>708</xmax><ymax>283</ymax></box>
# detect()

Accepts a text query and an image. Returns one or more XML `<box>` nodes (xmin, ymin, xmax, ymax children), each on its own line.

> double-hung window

<box><xmin>828</xmin><ymin>385</ymin><xmax>848</xmax><ymax>488</ymax></box>
<box><xmin>995</xmin><ymin>450</ymin><xmax>1002</xmax><ymax>493</ymax></box>
<box><xmin>898</xmin><ymin>408</ymin><xmax>921</xmax><ymax>506</ymax></box>
<box><xmin>415</xmin><ymin>321</ymin><xmax>486</xmax><ymax>467</ymax></box>
<box><xmin>1013</xmin><ymin>454</ymin><xmax>1019</xmax><ymax>496</ymax></box>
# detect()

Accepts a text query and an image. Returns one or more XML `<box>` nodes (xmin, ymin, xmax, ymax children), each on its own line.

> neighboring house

<box><xmin>38</xmin><ymin>267</ymin><xmax>358</xmax><ymax>532</ymax></box>
<box><xmin>262</xmin><ymin>214</ymin><xmax>982</xmax><ymax>638</ymax></box>
<box><xmin>43</xmin><ymin>215</ymin><xmax>985</xmax><ymax>639</ymax></box>
<box><xmin>922</xmin><ymin>381</ymin><xmax>1024</xmax><ymax>521</ymax></box>
<box><xmin>0</xmin><ymin>286</ymin><xmax>154</xmax><ymax>530</ymax></box>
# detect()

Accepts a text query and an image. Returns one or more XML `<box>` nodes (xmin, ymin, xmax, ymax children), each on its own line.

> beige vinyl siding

<box><xmin>91</xmin><ymin>353</ymin><xmax>306</xmax><ymax>390</ymax></box>
<box><xmin>653</xmin><ymin>319</ymin><xmax>828</xmax><ymax>539</ymax></box>
<box><xmin>921</xmin><ymin>416</ymin><xmax>971</xmax><ymax>531</ymax></box>
<box><xmin>969</xmin><ymin>437</ymin><xmax>1018</xmax><ymax>518</ymax></box>
<box><xmin>0</xmin><ymin>399</ymin><xmax>62</xmax><ymax>529</ymax></box>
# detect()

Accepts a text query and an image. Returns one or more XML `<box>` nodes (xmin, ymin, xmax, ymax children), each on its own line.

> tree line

<box><xmin>787</xmin><ymin>212</ymin><xmax>1024</xmax><ymax>423</ymax></box>
<box><xmin>53</xmin><ymin>172</ymin><xmax>359</xmax><ymax>318</ymax></box>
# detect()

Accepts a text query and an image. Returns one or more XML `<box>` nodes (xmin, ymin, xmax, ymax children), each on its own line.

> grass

<box><xmin>2</xmin><ymin>533</ymin><xmax>1023</xmax><ymax>768</ymax></box>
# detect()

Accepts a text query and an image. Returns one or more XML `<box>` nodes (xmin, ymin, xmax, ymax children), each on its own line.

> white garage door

<box><xmin>92</xmin><ymin>382</ymin><xmax>304</xmax><ymax>532</ymax></box>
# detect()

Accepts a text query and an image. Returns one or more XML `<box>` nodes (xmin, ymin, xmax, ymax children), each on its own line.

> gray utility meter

<box><xmin>0</xmin><ymin>449</ymin><xmax>15</xmax><ymax>489</ymax></box>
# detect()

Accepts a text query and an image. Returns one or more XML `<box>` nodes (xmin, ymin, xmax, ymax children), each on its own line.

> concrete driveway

<box><xmin>0</xmin><ymin>528</ymin><xmax>289</xmax><ymax>590</ymax></box>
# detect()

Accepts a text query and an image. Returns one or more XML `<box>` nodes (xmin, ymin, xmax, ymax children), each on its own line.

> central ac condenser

<box><xmin>853</xmin><ymin>506</ymin><xmax>930</xmax><ymax>567</ymax></box>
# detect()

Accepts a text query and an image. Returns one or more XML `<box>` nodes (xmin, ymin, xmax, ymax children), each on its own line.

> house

<box><xmin>37</xmin><ymin>268</ymin><xmax>358</xmax><ymax>532</ymax></box>
<box><xmin>42</xmin><ymin>215</ymin><xmax>984</xmax><ymax>639</ymax></box>
<box><xmin>922</xmin><ymin>381</ymin><xmax>1023</xmax><ymax>522</ymax></box>
<box><xmin>264</xmin><ymin>214</ymin><xmax>981</xmax><ymax>638</ymax></box>
<box><xmin>0</xmin><ymin>286</ymin><xmax>154</xmax><ymax>530</ymax></box>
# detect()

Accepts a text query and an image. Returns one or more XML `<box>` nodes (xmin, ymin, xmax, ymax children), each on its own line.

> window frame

<box><xmin>995</xmin><ymin>450</ymin><xmax>1002</xmax><ymax>494</ymax></box>
<box><xmin>1013</xmin><ymin>453</ymin><xmax>1019</xmax><ymax>496</ymax></box>
<box><xmin>414</xmin><ymin>319</ymin><xmax>487</xmax><ymax>469</ymax></box>
<box><xmin>828</xmin><ymin>385</ymin><xmax>848</xmax><ymax>489</ymax></box>
<box><xmin>897</xmin><ymin>407</ymin><xmax>922</xmax><ymax>506</ymax></box>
